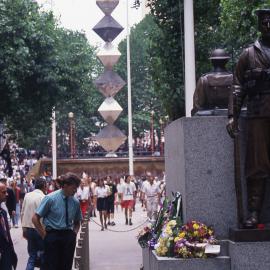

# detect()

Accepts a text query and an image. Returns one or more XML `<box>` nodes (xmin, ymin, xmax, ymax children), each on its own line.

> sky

<box><xmin>36</xmin><ymin>0</ymin><xmax>146</xmax><ymax>46</ymax></box>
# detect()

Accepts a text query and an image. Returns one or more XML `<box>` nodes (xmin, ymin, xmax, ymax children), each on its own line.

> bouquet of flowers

<box><xmin>137</xmin><ymin>192</ymin><xmax>183</xmax><ymax>250</ymax></box>
<box><xmin>155</xmin><ymin>220</ymin><xmax>180</xmax><ymax>257</ymax></box>
<box><xmin>174</xmin><ymin>221</ymin><xmax>217</xmax><ymax>258</ymax></box>
<box><xmin>137</xmin><ymin>224</ymin><xmax>153</xmax><ymax>248</ymax></box>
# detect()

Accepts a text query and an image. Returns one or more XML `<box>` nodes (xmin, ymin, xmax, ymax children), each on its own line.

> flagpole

<box><xmin>126</xmin><ymin>0</ymin><xmax>134</xmax><ymax>176</ymax></box>
<box><xmin>184</xmin><ymin>0</ymin><xmax>196</xmax><ymax>117</ymax></box>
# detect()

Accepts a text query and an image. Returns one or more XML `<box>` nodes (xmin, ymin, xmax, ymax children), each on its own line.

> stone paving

<box><xmin>11</xmin><ymin>201</ymin><xmax>147</xmax><ymax>270</ymax></box>
<box><xmin>89</xmin><ymin>202</ymin><xmax>146</xmax><ymax>270</ymax></box>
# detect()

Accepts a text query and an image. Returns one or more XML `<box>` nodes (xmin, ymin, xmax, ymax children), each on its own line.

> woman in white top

<box><xmin>76</xmin><ymin>179</ymin><xmax>90</xmax><ymax>217</ymax></box>
<box><xmin>94</xmin><ymin>178</ymin><xmax>110</xmax><ymax>231</ymax></box>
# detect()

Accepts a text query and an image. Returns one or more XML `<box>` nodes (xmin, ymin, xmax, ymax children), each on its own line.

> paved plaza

<box><xmin>11</xmin><ymin>201</ymin><xmax>146</xmax><ymax>270</ymax></box>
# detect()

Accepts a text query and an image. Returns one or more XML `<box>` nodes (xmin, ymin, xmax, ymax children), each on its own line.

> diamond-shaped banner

<box><xmin>98</xmin><ymin>97</ymin><xmax>123</xmax><ymax>124</ymax></box>
<box><xmin>96</xmin><ymin>0</ymin><xmax>119</xmax><ymax>15</ymax></box>
<box><xmin>97</xmin><ymin>43</ymin><xmax>121</xmax><ymax>69</ymax></box>
<box><xmin>95</xmin><ymin>125</ymin><xmax>127</xmax><ymax>152</ymax></box>
<box><xmin>94</xmin><ymin>70</ymin><xmax>126</xmax><ymax>97</ymax></box>
<box><xmin>93</xmin><ymin>15</ymin><xmax>124</xmax><ymax>42</ymax></box>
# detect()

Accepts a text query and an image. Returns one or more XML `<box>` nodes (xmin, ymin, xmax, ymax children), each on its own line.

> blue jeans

<box><xmin>25</xmin><ymin>228</ymin><xmax>44</xmax><ymax>270</ymax></box>
<box><xmin>11</xmin><ymin>202</ymin><xmax>20</xmax><ymax>226</ymax></box>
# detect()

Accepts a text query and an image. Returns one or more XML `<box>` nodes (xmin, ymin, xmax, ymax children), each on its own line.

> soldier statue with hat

<box><xmin>227</xmin><ymin>8</ymin><xmax>270</xmax><ymax>228</ymax></box>
<box><xmin>192</xmin><ymin>48</ymin><xmax>233</xmax><ymax>116</ymax></box>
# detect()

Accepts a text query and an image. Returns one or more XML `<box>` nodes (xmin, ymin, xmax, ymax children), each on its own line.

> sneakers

<box><xmin>129</xmin><ymin>219</ymin><xmax>133</xmax><ymax>226</ymax></box>
<box><xmin>125</xmin><ymin>218</ymin><xmax>128</xmax><ymax>225</ymax></box>
<box><xmin>111</xmin><ymin>221</ymin><xmax>116</xmax><ymax>226</ymax></box>
<box><xmin>107</xmin><ymin>221</ymin><xmax>111</xmax><ymax>226</ymax></box>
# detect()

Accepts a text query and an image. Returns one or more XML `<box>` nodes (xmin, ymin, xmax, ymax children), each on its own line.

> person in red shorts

<box><xmin>120</xmin><ymin>175</ymin><xmax>136</xmax><ymax>225</ymax></box>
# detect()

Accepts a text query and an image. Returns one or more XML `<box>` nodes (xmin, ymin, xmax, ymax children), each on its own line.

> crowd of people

<box><xmin>0</xmin><ymin>164</ymin><xmax>166</xmax><ymax>270</ymax></box>
<box><xmin>0</xmin><ymin>140</ymin><xmax>167</xmax><ymax>269</ymax></box>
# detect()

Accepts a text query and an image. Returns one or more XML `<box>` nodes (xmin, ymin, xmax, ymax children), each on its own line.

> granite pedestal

<box><xmin>142</xmin><ymin>248</ymin><xmax>230</xmax><ymax>270</ymax></box>
<box><xmin>228</xmin><ymin>241</ymin><xmax>270</xmax><ymax>270</ymax></box>
<box><xmin>164</xmin><ymin>116</ymin><xmax>238</xmax><ymax>238</ymax></box>
<box><xmin>141</xmin><ymin>116</ymin><xmax>270</xmax><ymax>270</ymax></box>
<box><xmin>142</xmin><ymin>241</ymin><xmax>270</xmax><ymax>270</ymax></box>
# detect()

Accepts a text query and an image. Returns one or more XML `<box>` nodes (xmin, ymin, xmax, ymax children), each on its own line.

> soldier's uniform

<box><xmin>193</xmin><ymin>72</ymin><xmax>233</xmax><ymax>114</ymax></box>
<box><xmin>192</xmin><ymin>48</ymin><xmax>233</xmax><ymax>115</ymax></box>
<box><xmin>232</xmin><ymin>39</ymin><xmax>270</xmax><ymax>215</ymax></box>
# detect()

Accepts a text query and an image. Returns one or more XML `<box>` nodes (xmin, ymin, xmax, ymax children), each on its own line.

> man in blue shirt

<box><xmin>32</xmin><ymin>172</ymin><xmax>82</xmax><ymax>270</ymax></box>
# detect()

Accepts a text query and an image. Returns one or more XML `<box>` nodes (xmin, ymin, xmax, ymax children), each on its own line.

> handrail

<box><xmin>73</xmin><ymin>212</ymin><xmax>90</xmax><ymax>270</ymax></box>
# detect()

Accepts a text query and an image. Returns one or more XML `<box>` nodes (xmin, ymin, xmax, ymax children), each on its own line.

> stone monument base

<box><xmin>142</xmin><ymin>240</ymin><xmax>270</xmax><ymax>270</ymax></box>
<box><xmin>229</xmin><ymin>228</ymin><xmax>270</xmax><ymax>242</ymax></box>
<box><xmin>142</xmin><ymin>248</ymin><xmax>230</xmax><ymax>270</ymax></box>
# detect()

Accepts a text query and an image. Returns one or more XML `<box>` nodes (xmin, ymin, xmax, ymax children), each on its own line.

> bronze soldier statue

<box><xmin>192</xmin><ymin>49</ymin><xmax>233</xmax><ymax>116</ymax></box>
<box><xmin>227</xmin><ymin>9</ymin><xmax>270</xmax><ymax>228</ymax></box>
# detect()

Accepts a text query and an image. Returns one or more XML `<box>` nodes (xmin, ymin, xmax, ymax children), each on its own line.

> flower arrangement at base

<box><xmin>137</xmin><ymin>224</ymin><xmax>153</xmax><ymax>248</ymax></box>
<box><xmin>155</xmin><ymin>220</ymin><xmax>180</xmax><ymax>257</ymax></box>
<box><xmin>173</xmin><ymin>221</ymin><xmax>217</xmax><ymax>258</ymax></box>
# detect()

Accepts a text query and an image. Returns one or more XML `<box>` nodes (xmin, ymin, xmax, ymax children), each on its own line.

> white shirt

<box><xmin>94</xmin><ymin>185</ymin><xmax>110</xmax><ymax>198</ymax></box>
<box><xmin>76</xmin><ymin>186</ymin><xmax>90</xmax><ymax>200</ymax></box>
<box><xmin>142</xmin><ymin>181</ymin><xmax>160</xmax><ymax>198</ymax></box>
<box><xmin>21</xmin><ymin>189</ymin><xmax>45</xmax><ymax>228</ymax></box>
<box><xmin>121</xmin><ymin>182</ymin><xmax>136</xmax><ymax>201</ymax></box>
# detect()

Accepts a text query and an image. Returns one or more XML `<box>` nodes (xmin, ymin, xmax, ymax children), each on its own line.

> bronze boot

<box><xmin>244</xmin><ymin>211</ymin><xmax>259</xmax><ymax>229</ymax></box>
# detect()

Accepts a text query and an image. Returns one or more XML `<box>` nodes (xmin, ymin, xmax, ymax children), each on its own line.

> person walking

<box><xmin>141</xmin><ymin>172</ymin><xmax>161</xmax><ymax>222</ymax></box>
<box><xmin>120</xmin><ymin>175</ymin><xmax>136</xmax><ymax>226</ymax></box>
<box><xmin>32</xmin><ymin>173</ymin><xmax>82</xmax><ymax>270</ymax></box>
<box><xmin>76</xmin><ymin>178</ymin><xmax>90</xmax><ymax>217</ymax></box>
<box><xmin>94</xmin><ymin>178</ymin><xmax>110</xmax><ymax>231</ymax></box>
<box><xmin>0</xmin><ymin>178</ymin><xmax>16</xmax><ymax>226</ymax></box>
<box><xmin>10</xmin><ymin>179</ymin><xmax>20</xmax><ymax>228</ymax></box>
<box><xmin>106</xmin><ymin>177</ymin><xmax>117</xmax><ymax>226</ymax></box>
<box><xmin>0</xmin><ymin>182</ymin><xmax>18</xmax><ymax>270</ymax></box>
<box><xmin>21</xmin><ymin>178</ymin><xmax>47</xmax><ymax>270</ymax></box>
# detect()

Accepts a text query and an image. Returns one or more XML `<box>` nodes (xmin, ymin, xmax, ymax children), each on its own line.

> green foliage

<box><xmin>0</xmin><ymin>0</ymin><xmax>102</xmax><ymax>153</ymax></box>
<box><xmin>0</xmin><ymin>0</ymin><xmax>60</xmax><ymax>129</ymax></box>
<box><xmin>115</xmin><ymin>15</ymin><xmax>165</xmax><ymax>138</ymax></box>
<box><xmin>146</xmin><ymin>0</ymin><xmax>222</xmax><ymax>120</ymax></box>
<box><xmin>147</xmin><ymin>0</ymin><xmax>185</xmax><ymax>120</ymax></box>
<box><xmin>220</xmin><ymin>0</ymin><xmax>270</xmax><ymax>61</ymax></box>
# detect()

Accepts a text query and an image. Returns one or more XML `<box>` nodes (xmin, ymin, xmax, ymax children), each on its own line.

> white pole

<box><xmin>184</xmin><ymin>0</ymin><xmax>196</xmax><ymax>117</ymax></box>
<box><xmin>126</xmin><ymin>0</ymin><xmax>134</xmax><ymax>176</ymax></box>
<box><xmin>52</xmin><ymin>108</ymin><xmax>57</xmax><ymax>179</ymax></box>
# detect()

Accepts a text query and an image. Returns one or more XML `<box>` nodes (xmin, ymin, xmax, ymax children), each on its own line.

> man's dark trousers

<box><xmin>25</xmin><ymin>228</ymin><xmax>44</xmax><ymax>270</ymax></box>
<box><xmin>43</xmin><ymin>230</ymin><xmax>76</xmax><ymax>270</ymax></box>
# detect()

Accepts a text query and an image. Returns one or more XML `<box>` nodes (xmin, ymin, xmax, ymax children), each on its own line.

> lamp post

<box><xmin>52</xmin><ymin>108</ymin><xmax>57</xmax><ymax>179</ymax></box>
<box><xmin>68</xmin><ymin>112</ymin><xmax>76</xmax><ymax>159</ymax></box>
<box><xmin>150</xmin><ymin>110</ymin><xmax>155</xmax><ymax>155</ymax></box>
<box><xmin>159</xmin><ymin>119</ymin><xmax>164</xmax><ymax>156</ymax></box>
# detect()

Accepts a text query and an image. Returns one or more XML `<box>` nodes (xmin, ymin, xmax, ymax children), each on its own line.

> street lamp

<box><xmin>159</xmin><ymin>118</ymin><xmax>164</xmax><ymax>156</ymax></box>
<box><xmin>68</xmin><ymin>112</ymin><xmax>76</xmax><ymax>159</ymax></box>
<box><xmin>150</xmin><ymin>110</ymin><xmax>155</xmax><ymax>155</ymax></box>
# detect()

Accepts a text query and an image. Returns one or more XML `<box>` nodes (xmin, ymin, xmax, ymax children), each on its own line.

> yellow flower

<box><xmin>193</xmin><ymin>231</ymin><xmax>199</xmax><ymax>236</ymax></box>
<box><xmin>174</xmin><ymin>237</ymin><xmax>180</xmax><ymax>242</ymax></box>
<box><xmin>168</xmin><ymin>220</ymin><xmax>176</xmax><ymax>227</ymax></box>
<box><xmin>179</xmin><ymin>231</ymin><xmax>186</xmax><ymax>238</ymax></box>
<box><xmin>165</xmin><ymin>228</ymin><xmax>172</xmax><ymax>235</ymax></box>
<box><xmin>193</xmin><ymin>223</ymin><xmax>200</xmax><ymax>230</ymax></box>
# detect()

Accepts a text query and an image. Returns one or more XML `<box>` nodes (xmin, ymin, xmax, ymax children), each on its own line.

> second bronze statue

<box><xmin>192</xmin><ymin>48</ymin><xmax>233</xmax><ymax>116</ymax></box>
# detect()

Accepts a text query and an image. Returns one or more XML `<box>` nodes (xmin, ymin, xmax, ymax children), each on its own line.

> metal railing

<box><xmin>52</xmin><ymin>150</ymin><xmax>163</xmax><ymax>159</ymax></box>
<box><xmin>73</xmin><ymin>212</ymin><xmax>90</xmax><ymax>270</ymax></box>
